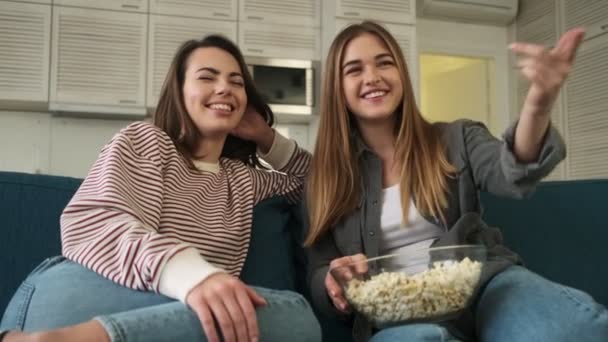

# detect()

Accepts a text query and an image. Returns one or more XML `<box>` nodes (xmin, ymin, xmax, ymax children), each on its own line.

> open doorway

<box><xmin>419</xmin><ymin>54</ymin><xmax>496</xmax><ymax>135</ymax></box>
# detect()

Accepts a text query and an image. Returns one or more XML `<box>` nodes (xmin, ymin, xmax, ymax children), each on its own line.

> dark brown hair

<box><xmin>153</xmin><ymin>35</ymin><xmax>274</xmax><ymax>168</ymax></box>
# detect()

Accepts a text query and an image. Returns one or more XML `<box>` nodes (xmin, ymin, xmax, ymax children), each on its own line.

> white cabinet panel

<box><xmin>0</xmin><ymin>112</ymin><xmax>50</xmax><ymax>174</ymax></box>
<box><xmin>239</xmin><ymin>22</ymin><xmax>320</xmax><ymax>60</ymax></box>
<box><xmin>336</xmin><ymin>0</ymin><xmax>415</xmax><ymax>25</ymax></box>
<box><xmin>564</xmin><ymin>32</ymin><xmax>608</xmax><ymax>180</ymax></box>
<box><xmin>563</xmin><ymin>0</ymin><xmax>608</xmax><ymax>31</ymax></box>
<box><xmin>148</xmin><ymin>15</ymin><xmax>236</xmax><ymax>107</ymax></box>
<box><xmin>0</xmin><ymin>1</ymin><xmax>50</xmax><ymax>103</ymax></box>
<box><xmin>516</xmin><ymin>0</ymin><xmax>563</xmax><ymax>180</ymax></box>
<box><xmin>50</xmin><ymin>117</ymin><xmax>134</xmax><ymax>178</ymax></box>
<box><xmin>150</xmin><ymin>0</ymin><xmax>237</xmax><ymax>21</ymax></box>
<box><xmin>2</xmin><ymin>0</ymin><xmax>51</xmax><ymax>4</ymax></box>
<box><xmin>240</xmin><ymin>0</ymin><xmax>320</xmax><ymax>27</ymax></box>
<box><xmin>50</xmin><ymin>7</ymin><xmax>147</xmax><ymax>115</ymax></box>
<box><xmin>53</xmin><ymin>0</ymin><xmax>147</xmax><ymax>13</ymax></box>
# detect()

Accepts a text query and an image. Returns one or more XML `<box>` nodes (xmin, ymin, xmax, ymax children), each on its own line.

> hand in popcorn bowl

<box><xmin>329</xmin><ymin>245</ymin><xmax>486</xmax><ymax>327</ymax></box>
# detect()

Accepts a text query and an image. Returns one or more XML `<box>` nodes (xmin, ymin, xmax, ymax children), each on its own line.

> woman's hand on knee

<box><xmin>186</xmin><ymin>273</ymin><xmax>267</xmax><ymax>342</ymax></box>
<box><xmin>326</xmin><ymin>254</ymin><xmax>368</xmax><ymax>314</ymax></box>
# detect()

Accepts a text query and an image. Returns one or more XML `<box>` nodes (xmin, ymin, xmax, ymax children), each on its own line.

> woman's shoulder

<box><xmin>432</xmin><ymin>119</ymin><xmax>491</xmax><ymax>143</ymax></box>
<box><xmin>109</xmin><ymin>121</ymin><xmax>178</xmax><ymax>160</ymax></box>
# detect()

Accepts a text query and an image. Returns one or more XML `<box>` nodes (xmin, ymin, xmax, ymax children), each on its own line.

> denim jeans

<box><xmin>0</xmin><ymin>257</ymin><xmax>321</xmax><ymax>342</ymax></box>
<box><xmin>370</xmin><ymin>265</ymin><xmax>608</xmax><ymax>342</ymax></box>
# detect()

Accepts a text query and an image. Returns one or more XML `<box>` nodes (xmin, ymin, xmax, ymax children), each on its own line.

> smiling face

<box><xmin>182</xmin><ymin>47</ymin><xmax>247</xmax><ymax>138</ymax></box>
<box><xmin>341</xmin><ymin>33</ymin><xmax>403</xmax><ymax>125</ymax></box>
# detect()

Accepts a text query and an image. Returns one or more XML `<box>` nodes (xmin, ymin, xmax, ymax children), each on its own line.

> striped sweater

<box><xmin>60</xmin><ymin>121</ymin><xmax>311</xmax><ymax>302</ymax></box>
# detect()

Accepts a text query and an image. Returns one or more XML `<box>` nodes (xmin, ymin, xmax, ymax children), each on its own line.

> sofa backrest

<box><xmin>481</xmin><ymin>179</ymin><xmax>608</xmax><ymax>306</ymax></box>
<box><xmin>0</xmin><ymin>171</ymin><xmax>306</xmax><ymax>314</ymax></box>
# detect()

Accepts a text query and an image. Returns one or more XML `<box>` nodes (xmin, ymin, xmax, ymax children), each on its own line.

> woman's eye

<box><xmin>345</xmin><ymin>68</ymin><xmax>361</xmax><ymax>75</ymax></box>
<box><xmin>231</xmin><ymin>80</ymin><xmax>244</xmax><ymax>87</ymax></box>
<box><xmin>379</xmin><ymin>60</ymin><xmax>393</xmax><ymax>67</ymax></box>
<box><xmin>198</xmin><ymin>76</ymin><xmax>213</xmax><ymax>81</ymax></box>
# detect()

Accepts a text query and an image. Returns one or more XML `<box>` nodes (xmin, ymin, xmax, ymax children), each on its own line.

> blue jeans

<box><xmin>370</xmin><ymin>265</ymin><xmax>608</xmax><ymax>342</ymax></box>
<box><xmin>0</xmin><ymin>257</ymin><xmax>321</xmax><ymax>342</ymax></box>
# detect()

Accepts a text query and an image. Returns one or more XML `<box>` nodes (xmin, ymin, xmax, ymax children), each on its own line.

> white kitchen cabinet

<box><xmin>0</xmin><ymin>1</ymin><xmax>51</xmax><ymax>104</ymax></box>
<box><xmin>336</xmin><ymin>0</ymin><xmax>415</xmax><ymax>25</ymax></box>
<box><xmin>147</xmin><ymin>15</ymin><xmax>236</xmax><ymax>107</ymax></box>
<box><xmin>563</xmin><ymin>31</ymin><xmax>608</xmax><ymax>180</ymax></box>
<box><xmin>515</xmin><ymin>0</ymin><xmax>564</xmax><ymax>180</ymax></box>
<box><xmin>2</xmin><ymin>0</ymin><xmax>51</xmax><ymax>4</ymax></box>
<box><xmin>562</xmin><ymin>0</ymin><xmax>608</xmax><ymax>31</ymax></box>
<box><xmin>239</xmin><ymin>22</ymin><xmax>321</xmax><ymax>60</ymax></box>
<box><xmin>149</xmin><ymin>0</ymin><xmax>237</xmax><ymax>21</ymax></box>
<box><xmin>239</xmin><ymin>0</ymin><xmax>320</xmax><ymax>27</ymax></box>
<box><xmin>53</xmin><ymin>0</ymin><xmax>147</xmax><ymax>13</ymax></box>
<box><xmin>50</xmin><ymin>6</ymin><xmax>147</xmax><ymax>116</ymax></box>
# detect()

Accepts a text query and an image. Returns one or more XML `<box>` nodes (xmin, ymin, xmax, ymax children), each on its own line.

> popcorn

<box><xmin>344</xmin><ymin>257</ymin><xmax>482</xmax><ymax>324</ymax></box>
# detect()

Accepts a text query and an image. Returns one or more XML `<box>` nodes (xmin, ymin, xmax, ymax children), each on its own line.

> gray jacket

<box><xmin>306</xmin><ymin>119</ymin><xmax>566</xmax><ymax>341</ymax></box>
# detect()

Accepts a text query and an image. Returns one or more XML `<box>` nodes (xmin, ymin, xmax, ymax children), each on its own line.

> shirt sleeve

<box><xmin>462</xmin><ymin>119</ymin><xmax>566</xmax><ymax>198</ymax></box>
<box><xmin>249</xmin><ymin>129</ymin><xmax>312</xmax><ymax>204</ymax></box>
<box><xmin>60</xmin><ymin>128</ymin><xmax>220</xmax><ymax>300</ymax></box>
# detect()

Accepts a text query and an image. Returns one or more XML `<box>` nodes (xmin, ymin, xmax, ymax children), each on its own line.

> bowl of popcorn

<box><xmin>330</xmin><ymin>245</ymin><xmax>486</xmax><ymax>327</ymax></box>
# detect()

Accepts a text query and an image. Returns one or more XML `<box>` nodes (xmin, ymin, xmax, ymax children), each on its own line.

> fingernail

<box><xmin>330</xmin><ymin>290</ymin><xmax>336</xmax><ymax>297</ymax></box>
<box><xmin>251</xmin><ymin>336</ymin><xmax>258</xmax><ymax>342</ymax></box>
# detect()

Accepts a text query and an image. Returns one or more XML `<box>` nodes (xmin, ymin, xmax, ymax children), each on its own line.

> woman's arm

<box><xmin>511</xmin><ymin>27</ymin><xmax>585</xmax><ymax>162</ymax></box>
<box><xmin>61</xmin><ymin>123</ymin><xmax>220</xmax><ymax>300</ymax></box>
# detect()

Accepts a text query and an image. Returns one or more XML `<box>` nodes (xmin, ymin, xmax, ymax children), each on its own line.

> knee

<box><xmin>257</xmin><ymin>290</ymin><xmax>322</xmax><ymax>342</ymax></box>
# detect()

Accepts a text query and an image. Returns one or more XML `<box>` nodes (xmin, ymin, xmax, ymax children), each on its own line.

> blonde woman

<box><xmin>305</xmin><ymin>21</ymin><xmax>607</xmax><ymax>342</ymax></box>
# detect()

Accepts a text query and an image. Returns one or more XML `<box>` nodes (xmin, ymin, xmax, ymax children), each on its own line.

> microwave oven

<box><xmin>245</xmin><ymin>57</ymin><xmax>318</xmax><ymax>116</ymax></box>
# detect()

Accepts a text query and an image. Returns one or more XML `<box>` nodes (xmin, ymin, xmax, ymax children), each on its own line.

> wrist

<box><xmin>256</xmin><ymin>127</ymin><xmax>275</xmax><ymax>154</ymax></box>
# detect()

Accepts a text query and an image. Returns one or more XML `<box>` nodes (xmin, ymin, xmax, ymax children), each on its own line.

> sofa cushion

<box><xmin>0</xmin><ymin>172</ymin><xmax>82</xmax><ymax>313</ymax></box>
<box><xmin>481</xmin><ymin>180</ymin><xmax>608</xmax><ymax>306</ymax></box>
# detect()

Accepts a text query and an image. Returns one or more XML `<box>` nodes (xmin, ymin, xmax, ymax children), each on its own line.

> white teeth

<box><xmin>363</xmin><ymin>91</ymin><xmax>386</xmax><ymax>99</ymax></box>
<box><xmin>209</xmin><ymin>103</ymin><xmax>232</xmax><ymax>111</ymax></box>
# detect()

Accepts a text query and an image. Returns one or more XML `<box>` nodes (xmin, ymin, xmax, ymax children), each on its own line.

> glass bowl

<box><xmin>329</xmin><ymin>244</ymin><xmax>486</xmax><ymax>327</ymax></box>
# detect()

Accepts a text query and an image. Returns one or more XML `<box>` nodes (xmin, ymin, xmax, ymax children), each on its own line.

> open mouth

<box><xmin>206</xmin><ymin>103</ymin><xmax>234</xmax><ymax>112</ymax></box>
<box><xmin>361</xmin><ymin>90</ymin><xmax>389</xmax><ymax>99</ymax></box>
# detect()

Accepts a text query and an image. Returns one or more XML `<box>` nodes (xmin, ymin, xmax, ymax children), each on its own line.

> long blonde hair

<box><xmin>304</xmin><ymin>21</ymin><xmax>455</xmax><ymax>247</ymax></box>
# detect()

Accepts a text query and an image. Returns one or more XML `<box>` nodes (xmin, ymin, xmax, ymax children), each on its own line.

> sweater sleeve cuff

<box><xmin>158</xmin><ymin>247</ymin><xmax>224</xmax><ymax>303</ymax></box>
<box><xmin>258</xmin><ymin>129</ymin><xmax>297</xmax><ymax>170</ymax></box>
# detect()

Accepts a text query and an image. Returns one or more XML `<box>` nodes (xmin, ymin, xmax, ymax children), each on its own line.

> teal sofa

<box><xmin>1</xmin><ymin>171</ymin><xmax>607</xmax><ymax>341</ymax></box>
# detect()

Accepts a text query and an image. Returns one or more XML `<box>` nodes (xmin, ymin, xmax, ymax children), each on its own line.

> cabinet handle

<box><xmin>247</xmin><ymin>48</ymin><xmax>264</xmax><ymax>54</ymax></box>
<box><xmin>247</xmin><ymin>16</ymin><xmax>264</xmax><ymax>20</ymax></box>
<box><xmin>121</xmin><ymin>4</ymin><xmax>140</xmax><ymax>9</ymax></box>
<box><xmin>343</xmin><ymin>11</ymin><xmax>360</xmax><ymax>17</ymax></box>
<box><xmin>602</xmin><ymin>24</ymin><xmax>608</xmax><ymax>31</ymax></box>
<box><xmin>119</xmin><ymin>99</ymin><xmax>136</xmax><ymax>104</ymax></box>
<box><xmin>213</xmin><ymin>12</ymin><xmax>229</xmax><ymax>17</ymax></box>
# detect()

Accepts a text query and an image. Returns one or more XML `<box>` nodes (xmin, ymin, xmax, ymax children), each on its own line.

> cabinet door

<box><xmin>150</xmin><ymin>0</ymin><xmax>237</xmax><ymax>21</ymax></box>
<box><xmin>4</xmin><ymin>0</ymin><xmax>51</xmax><ymax>4</ymax></box>
<box><xmin>148</xmin><ymin>15</ymin><xmax>236</xmax><ymax>107</ymax></box>
<box><xmin>239</xmin><ymin>22</ymin><xmax>320</xmax><ymax>60</ymax></box>
<box><xmin>0</xmin><ymin>1</ymin><xmax>51</xmax><ymax>103</ymax></box>
<box><xmin>564</xmin><ymin>31</ymin><xmax>608</xmax><ymax>180</ymax></box>
<box><xmin>515</xmin><ymin>0</ymin><xmax>564</xmax><ymax>180</ymax></box>
<box><xmin>563</xmin><ymin>0</ymin><xmax>608</xmax><ymax>31</ymax></box>
<box><xmin>336</xmin><ymin>0</ymin><xmax>415</xmax><ymax>25</ymax></box>
<box><xmin>50</xmin><ymin>7</ymin><xmax>147</xmax><ymax>115</ymax></box>
<box><xmin>53</xmin><ymin>0</ymin><xmax>147</xmax><ymax>13</ymax></box>
<box><xmin>240</xmin><ymin>0</ymin><xmax>320</xmax><ymax>27</ymax></box>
